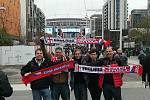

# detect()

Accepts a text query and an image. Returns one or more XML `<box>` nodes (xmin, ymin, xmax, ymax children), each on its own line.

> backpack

<box><xmin>0</xmin><ymin>71</ymin><xmax>13</xmax><ymax>99</ymax></box>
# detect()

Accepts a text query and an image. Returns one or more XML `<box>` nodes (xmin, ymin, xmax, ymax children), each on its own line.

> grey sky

<box><xmin>34</xmin><ymin>0</ymin><xmax>148</xmax><ymax>19</ymax></box>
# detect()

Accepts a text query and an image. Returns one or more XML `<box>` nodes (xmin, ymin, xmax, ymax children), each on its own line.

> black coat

<box><xmin>21</xmin><ymin>57</ymin><xmax>55</xmax><ymax>90</ymax></box>
<box><xmin>143</xmin><ymin>55</ymin><xmax>150</xmax><ymax>73</ymax></box>
<box><xmin>0</xmin><ymin>71</ymin><xmax>13</xmax><ymax>100</ymax></box>
<box><xmin>72</xmin><ymin>56</ymin><xmax>87</xmax><ymax>84</ymax></box>
<box><xmin>85</xmin><ymin>58</ymin><xmax>103</xmax><ymax>85</ymax></box>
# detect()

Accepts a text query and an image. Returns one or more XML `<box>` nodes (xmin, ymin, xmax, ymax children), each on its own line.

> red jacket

<box><xmin>98</xmin><ymin>64</ymin><xmax>123</xmax><ymax>88</ymax></box>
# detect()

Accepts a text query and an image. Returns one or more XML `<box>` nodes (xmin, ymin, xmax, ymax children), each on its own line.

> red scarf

<box><xmin>22</xmin><ymin>60</ymin><xmax>74</xmax><ymax>85</ymax></box>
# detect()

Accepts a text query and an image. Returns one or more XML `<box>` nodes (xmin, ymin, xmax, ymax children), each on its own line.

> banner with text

<box><xmin>22</xmin><ymin>60</ymin><xmax>74</xmax><ymax>85</ymax></box>
<box><xmin>75</xmin><ymin>64</ymin><xmax>142</xmax><ymax>76</ymax></box>
<box><xmin>44</xmin><ymin>37</ymin><xmax>111</xmax><ymax>47</ymax></box>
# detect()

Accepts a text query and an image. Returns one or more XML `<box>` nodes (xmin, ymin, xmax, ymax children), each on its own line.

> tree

<box><xmin>129</xmin><ymin>16</ymin><xmax>150</xmax><ymax>47</ymax></box>
<box><xmin>0</xmin><ymin>28</ymin><xmax>13</xmax><ymax>46</ymax></box>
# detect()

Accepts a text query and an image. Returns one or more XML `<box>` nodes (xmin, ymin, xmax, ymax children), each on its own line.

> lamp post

<box><xmin>119</xmin><ymin>0</ymin><xmax>123</xmax><ymax>51</ymax></box>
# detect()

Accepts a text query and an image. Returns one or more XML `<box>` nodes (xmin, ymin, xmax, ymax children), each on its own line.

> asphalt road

<box><xmin>6</xmin><ymin>88</ymin><xmax>150</xmax><ymax>100</ymax></box>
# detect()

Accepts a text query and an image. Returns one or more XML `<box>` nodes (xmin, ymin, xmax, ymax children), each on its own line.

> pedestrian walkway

<box><xmin>128</xmin><ymin>56</ymin><xmax>139</xmax><ymax>64</ymax></box>
<box><xmin>11</xmin><ymin>81</ymin><xmax>145</xmax><ymax>91</ymax></box>
<box><xmin>0</xmin><ymin>56</ymin><xmax>142</xmax><ymax>91</ymax></box>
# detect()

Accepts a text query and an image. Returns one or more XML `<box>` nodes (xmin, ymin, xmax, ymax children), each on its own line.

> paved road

<box><xmin>3</xmin><ymin>56</ymin><xmax>148</xmax><ymax>100</ymax></box>
<box><xmin>6</xmin><ymin>87</ymin><xmax>150</xmax><ymax>100</ymax></box>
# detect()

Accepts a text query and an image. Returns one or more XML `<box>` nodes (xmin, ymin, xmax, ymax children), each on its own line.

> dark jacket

<box><xmin>51</xmin><ymin>57</ymin><xmax>69</xmax><ymax>84</ymax></box>
<box><xmin>85</xmin><ymin>58</ymin><xmax>103</xmax><ymax>85</ymax></box>
<box><xmin>39</xmin><ymin>39</ymin><xmax>69</xmax><ymax>84</ymax></box>
<box><xmin>142</xmin><ymin>55</ymin><xmax>150</xmax><ymax>82</ymax></box>
<box><xmin>0</xmin><ymin>71</ymin><xmax>13</xmax><ymax>100</ymax></box>
<box><xmin>143</xmin><ymin>55</ymin><xmax>150</xmax><ymax>73</ymax></box>
<box><xmin>72</xmin><ymin>56</ymin><xmax>87</xmax><ymax>84</ymax></box>
<box><xmin>21</xmin><ymin>57</ymin><xmax>55</xmax><ymax>90</ymax></box>
<box><xmin>138</xmin><ymin>53</ymin><xmax>146</xmax><ymax>66</ymax></box>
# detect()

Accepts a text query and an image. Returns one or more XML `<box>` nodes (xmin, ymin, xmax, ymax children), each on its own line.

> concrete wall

<box><xmin>0</xmin><ymin>45</ymin><xmax>63</xmax><ymax>65</ymax></box>
<box><xmin>0</xmin><ymin>46</ymin><xmax>35</xmax><ymax>65</ymax></box>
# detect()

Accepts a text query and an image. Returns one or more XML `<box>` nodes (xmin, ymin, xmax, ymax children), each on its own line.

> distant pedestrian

<box><xmin>142</xmin><ymin>54</ymin><xmax>150</xmax><ymax>87</ymax></box>
<box><xmin>0</xmin><ymin>71</ymin><xmax>13</xmax><ymax>100</ymax></box>
<box><xmin>114</xmin><ymin>49</ymin><xmax>128</xmax><ymax>66</ymax></box>
<box><xmin>138</xmin><ymin>50</ymin><xmax>146</xmax><ymax>66</ymax></box>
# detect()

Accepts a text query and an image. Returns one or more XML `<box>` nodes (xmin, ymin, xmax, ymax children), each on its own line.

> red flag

<box><xmin>103</xmin><ymin>40</ymin><xmax>112</xmax><ymax>47</ymax></box>
<box><xmin>137</xmin><ymin>65</ymin><xmax>143</xmax><ymax>76</ymax></box>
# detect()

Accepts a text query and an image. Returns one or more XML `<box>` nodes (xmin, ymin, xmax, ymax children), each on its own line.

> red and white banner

<box><xmin>22</xmin><ymin>60</ymin><xmax>74</xmax><ymax>85</ymax></box>
<box><xmin>76</xmin><ymin>38</ymin><xmax>99</xmax><ymax>44</ymax></box>
<box><xmin>75</xmin><ymin>64</ymin><xmax>142</xmax><ymax>76</ymax></box>
<box><xmin>22</xmin><ymin>61</ymin><xmax>142</xmax><ymax>85</ymax></box>
<box><xmin>43</xmin><ymin>37</ymin><xmax>111</xmax><ymax>47</ymax></box>
<box><xmin>44</xmin><ymin>37</ymin><xmax>76</xmax><ymax>44</ymax></box>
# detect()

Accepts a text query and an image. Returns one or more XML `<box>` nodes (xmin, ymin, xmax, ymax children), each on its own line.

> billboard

<box><xmin>61</xmin><ymin>28</ymin><xmax>80</xmax><ymax>33</ymax></box>
<box><xmin>45</xmin><ymin>28</ymin><xmax>53</xmax><ymax>34</ymax></box>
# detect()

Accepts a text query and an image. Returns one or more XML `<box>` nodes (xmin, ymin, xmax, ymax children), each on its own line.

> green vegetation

<box><xmin>0</xmin><ymin>28</ymin><xmax>13</xmax><ymax>46</ymax></box>
<box><xmin>129</xmin><ymin>16</ymin><xmax>150</xmax><ymax>47</ymax></box>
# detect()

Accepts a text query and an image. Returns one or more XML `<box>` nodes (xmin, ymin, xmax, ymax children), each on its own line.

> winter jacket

<box><xmin>72</xmin><ymin>56</ymin><xmax>87</xmax><ymax>84</ymax></box>
<box><xmin>85</xmin><ymin>58</ymin><xmax>103</xmax><ymax>86</ymax></box>
<box><xmin>98</xmin><ymin>57</ymin><xmax>123</xmax><ymax>88</ymax></box>
<box><xmin>0</xmin><ymin>71</ymin><xmax>13</xmax><ymax>100</ymax></box>
<box><xmin>21</xmin><ymin>57</ymin><xmax>55</xmax><ymax>90</ymax></box>
<box><xmin>51</xmin><ymin>57</ymin><xmax>69</xmax><ymax>84</ymax></box>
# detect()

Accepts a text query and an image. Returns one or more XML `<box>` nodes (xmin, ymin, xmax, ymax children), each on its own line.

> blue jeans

<box><xmin>51</xmin><ymin>84</ymin><xmax>70</xmax><ymax>100</ymax></box>
<box><xmin>32</xmin><ymin>88</ymin><xmax>52</xmax><ymax>100</ymax></box>
<box><xmin>74</xmin><ymin>83</ymin><xmax>87</xmax><ymax>100</ymax></box>
<box><xmin>103</xmin><ymin>83</ymin><xmax>122</xmax><ymax>100</ymax></box>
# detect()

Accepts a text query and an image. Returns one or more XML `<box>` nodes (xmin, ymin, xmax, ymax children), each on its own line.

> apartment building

<box><xmin>0</xmin><ymin>0</ymin><xmax>45</xmax><ymax>44</ymax></box>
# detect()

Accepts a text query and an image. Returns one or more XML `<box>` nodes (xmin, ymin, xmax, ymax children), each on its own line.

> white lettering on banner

<box><xmin>44</xmin><ymin>37</ymin><xmax>76</xmax><ymax>44</ymax></box>
<box><xmin>75</xmin><ymin>65</ymin><xmax>141</xmax><ymax>74</ymax></box>
<box><xmin>44</xmin><ymin>37</ymin><xmax>106</xmax><ymax>45</ymax></box>
<box><xmin>76</xmin><ymin>65</ymin><xmax>103</xmax><ymax>73</ymax></box>
<box><xmin>34</xmin><ymin>72</ymin><xmax>42</xmax><ymax>76</ymax></box>
<box><xmin>104</xmin><ymin>66</ymin><xmax>130</xmax><ymax>73</ymax></box>
<box><xmin>76</xmin><ymin>38</ymin><xmax>99</xmax><ymax>44</ymax></box>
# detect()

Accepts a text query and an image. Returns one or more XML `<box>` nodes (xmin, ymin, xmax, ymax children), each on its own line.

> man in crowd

<box><xmin>114</xmin><ymin>49</ymin><xmax>128</xmax><ymax>66</ymax></box>
<box><xmin>86</xmin><ymin>47</ymin><xmax>102</xmax><ymax>100</ymax></box>
<box><xmin>21</xmin><ymin>48</ymin><xmax>54</xmax><ymax>100</ymax></box>
<box><xmin>71</xmin><ymin>48</ymin><xmax>88</xmax><ymax>100</ymax></box>
<box><xmin>99</xmin><ymin>47</ymin><xmax>123</xmax><ymax>100</ymax></box>
<box><xmin>142</xmin><ymin>54</ymin><xmax>150</xmax><ymax>88</ymax></box>
<box><xmin>51</xmin><ymin>47</ymin><xmax>70</xmax><ymax>100</ymax></box>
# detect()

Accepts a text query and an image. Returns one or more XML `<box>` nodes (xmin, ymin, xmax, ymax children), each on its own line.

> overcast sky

<box><xmin>34</xmin><ymin>0</ymin><xmax>148</xmax><ymax>19</ymax></box>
